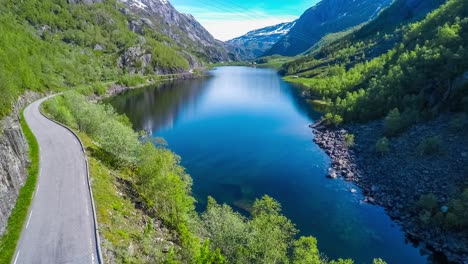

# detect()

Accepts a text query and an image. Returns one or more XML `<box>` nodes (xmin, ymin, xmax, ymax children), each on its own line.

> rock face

<box><xmin>0</xmin><ymin>92</ymin><xmax>41</xmax><ymax>236</ymax></box>
<box><xmin>119</xmin><ymin>0</ymin><xmax>234</xmax><ymax>63</ymax></box>
<box><xmin>265</xmin><ymin>0</ymin><xmax>393</xmax><ymax>56</ymax></box>
<box><xmin>66</xmin><ymin>0</ymin><xmax>102</xmax><ymax>3</ymax></box>
<box><xmin>313</xmin><ymin>114</ymin><xmax>468</xmax><ymax>263</ymax></box>
<box><xmin>226</xmin><ymin>21</ymin><xmax>296</xmax><ymax>60</ymax></box>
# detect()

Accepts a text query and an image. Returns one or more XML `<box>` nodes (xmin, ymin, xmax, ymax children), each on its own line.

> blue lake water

<box><xmin>108</xmin><ymin>66</ymin><xmax>431</xmax><ymax>263</ymax></box>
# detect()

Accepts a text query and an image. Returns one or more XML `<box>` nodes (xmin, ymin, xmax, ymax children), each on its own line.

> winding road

<box><xmin>13</xmin><ymin>97</ymin><xmax>99</xmax><ymax>264</ymax></box>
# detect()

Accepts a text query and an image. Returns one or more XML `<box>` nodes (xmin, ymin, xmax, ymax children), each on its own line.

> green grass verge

<box><xmin>76</xmin><ymin>131</ymin><xmax>173</xmax><ymax>262</ymax></box>
<box><xmin>0</xmin><ymin>109</ymin><xmax>39</xmax><ymax>263</ymax></box>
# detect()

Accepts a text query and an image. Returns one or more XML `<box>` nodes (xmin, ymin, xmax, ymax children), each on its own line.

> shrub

<box><xmin>373</xmin><ymin>259</ymin><xmax>387</xmax><ymax>264</ymax></box>
<box><xmin>443</xmin><ymin>189</ymin><xmax>468</xmax><ymax>230</ymax></box>
<box><xmin>417</xmin><ymin>136</ymin><xmax>441</xmax><ymax>155</ymax></box>
<box><xmin>375</xmin><ymin>137</ymin><xmax>390</xmax><ymax>155</ymax></box>
<box><xmin>292</xmin><ymin>236</ymin><xmax>320</xmax><ymax>264</ymax></box>
<box><xmin>44</xmin><ymin>92</ymin><xmax>140</xmax><ymax>165</ymax></box>
<box><xmin>384</xmin><ymin>108</ymin><xmax>403</xmax><ymax>136</ymax></box>
<box><xmin>93</xmin><ymin>83</ymin><xmax>108</xmax><ymax>96</ymax></box>
<box><xmin>450</xmin><ymin>113</ymin><xmax>468</xmax><ymax>132</ymax></box>
<box><xmin>116</xmin><ymin>74</ymin><xmax>147</xmax><ymax>87</ymax></box>
<box><xmin>344</xmin><ymin>133</ymin><xmax>355</xmax><ymax>147</ymax></box>
<box><xmin>323</xmin><ymin>113</ymin><xmax>343</xmax><ymax>127</ymax></box>
<box><xmin>417</xmin><ymin>193</ymin><xmax>438</xmax><ymax>212</ymax></box>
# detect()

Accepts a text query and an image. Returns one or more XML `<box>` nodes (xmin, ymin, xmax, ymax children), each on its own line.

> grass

<box><xmin>77</xmin><ymin>132</ymin><xmax>174</xmax><ymax>263</ymax></box>
<box><xmin>0</xmin><ymin>109</ymin><xmax>39</xmax><ymax>263</ymax></box>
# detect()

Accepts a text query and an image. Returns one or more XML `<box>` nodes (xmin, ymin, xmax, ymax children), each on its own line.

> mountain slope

<box><xmin>0</xmin><ymin>0</ymin><xmax>232</xmax><ymax>120</ymax></box>
<box><xmin>283</xmin><ymin>0</ymin><xmax>467</xmax><ymax>262</ymax></box>
<box><xmin>226</xmin><ymin>21</ymin><xmax>295</xmax><ymax>60</ymax></box>
<box><xmin>264</xmin><ymin>0</ymin><xmax>393</xmax><ymax>56</ymax></box>
<box><xmin>284</xmin><ymin>0</ymin><xmax>466</xmax><ymax>124</ymax></box>
<box><xmin>120</xmin><ymin>0</ymin><xmax>233</xmax><ymax>64</ymax></box>
<box><xmin>285</xmin><ymin>0</ymin><xmax>447</xmax><ymax>76</ymax></box>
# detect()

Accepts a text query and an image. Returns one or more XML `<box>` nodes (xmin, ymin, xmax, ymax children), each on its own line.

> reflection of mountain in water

<box><xmin>108</xmin><ymin>78</ymin><xmax>210</xmax><ymax>133</ymax></box>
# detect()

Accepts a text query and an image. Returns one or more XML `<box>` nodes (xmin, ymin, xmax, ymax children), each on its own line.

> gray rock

<box><xmin>0</xmin><ymin>92</ymin><xmax>42</xmax><ymax>236</ymax></box>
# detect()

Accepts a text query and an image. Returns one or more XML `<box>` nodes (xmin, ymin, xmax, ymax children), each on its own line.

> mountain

<box><xmin>283</xmin><ymin>0</ymin><xmax>465</xmax><ymax>124</ymax></box>
<box><xmin>119</xmin><ymin>0</ymin><xmax>234</xmax><ymax>64</ymax></box>
<box><xmin>226</xmin><ymin>21</ymin><xmax>296</xmax><ymax>60</ymax></box>
<box><xmin>0</xmin><ymin>0</ymin><xmax>235</xmax><ymax>120</ymax></box>
<box><xmin>264</xmin><ymin>0</ymin><xmax>393</xmax><ymax>56</ymax></box>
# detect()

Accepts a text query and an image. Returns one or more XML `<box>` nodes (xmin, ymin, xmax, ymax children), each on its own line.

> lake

<box><xmin>108</xmin><ymin>66</ymin><xmax>431</xmax><ymax>263</ymax></box>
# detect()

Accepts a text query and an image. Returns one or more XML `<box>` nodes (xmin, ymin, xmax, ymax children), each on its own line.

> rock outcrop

<box><xmin>0</xmin><ymin>92</ymin><xmax>41</xmax><ymax>236</ymax></box>
<box><xmin>312</xmin><ymin>115</ymin><xmax>468</xmax><ymax>263</ymax></box>
<box><xmin>119</xmin><ymin>0</ymin><xmax>234</xmax><ymax>63</ymax></box>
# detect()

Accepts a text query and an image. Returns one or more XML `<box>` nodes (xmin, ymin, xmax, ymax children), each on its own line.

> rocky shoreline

<box><xmin>311</xmin><ymin>116</ymin><xmax>468</xmax><ymax>263</ymax></box>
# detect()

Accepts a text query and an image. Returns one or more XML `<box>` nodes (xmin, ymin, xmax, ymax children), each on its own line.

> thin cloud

<box><xmin>173</xmin><ymin>4</ymin><xmax>298</xmax><ymax>41</ymax></box>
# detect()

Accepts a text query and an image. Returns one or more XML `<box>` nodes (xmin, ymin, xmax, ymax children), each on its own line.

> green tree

<box><xmin>344</xmin><ymin>133</ymin><xmax>355</xmax><ymax>147</ymax></box>
<box><xmin>375</xmin><ymin>137</ymin><xmax>390</xmax><ymax>155</ymax></box>
<box><xmin>417</xmin><ymin>136</ymin><xmax>441</xmax><ymax>155</ymax></box>
<box><xmin>292</xmin><ymin>236</ymin><xmax>321</xmax><ymax>264</ymax></box>
<box><xmin>136</xmin><ymin>143</ymin><xmax>195</xmax><ymax>228</ymax></box>
<box><xmin>384</xmin><ymin>108</ymin><xmax>403</xmax><ymax>136</ymax></box>
<box><xmin>247</xmin><ymin>195</ymin><xmax>298</xmax><ymax>264</ymax></box>
<box><xmin>201</xmin><ymin>197</ymin><xmax>249</xmax><ymax>262</ymax></box>
<box><xmin>373</xmin><ymin>258</ymin><xmax>387</xmax><ymax>264</ymax></box>
<box><xmin>330</xmin><ymin>259</ymin><xmax>354</xmax><ymax>264</ymax></box>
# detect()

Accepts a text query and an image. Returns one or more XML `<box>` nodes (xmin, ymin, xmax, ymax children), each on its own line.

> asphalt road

<box><xmin>13</xmin><ymin>97</ymin><xmax>98</xmax><ymax>264</ymax></box>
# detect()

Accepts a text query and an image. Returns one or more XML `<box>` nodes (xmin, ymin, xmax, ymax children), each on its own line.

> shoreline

<box><xmin>97</xmin><ymin>71</ymin><xmax>206</xmax><ymax>100</ymax></box>
<box><xmin>311</xmin><ymin>117</ymin><xmax>468</xmax><ymax>263</ymax></box>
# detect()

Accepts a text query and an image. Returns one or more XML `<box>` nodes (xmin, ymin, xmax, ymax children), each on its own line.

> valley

<box><xmin>0</xmin><ymin>0</ymin><xmax>466</xmax><ymax>263</ymax></box>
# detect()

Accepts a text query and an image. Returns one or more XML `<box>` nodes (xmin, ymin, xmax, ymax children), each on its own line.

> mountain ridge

<box><xmin>226</xmin><ymin>21</ymin><xmax>296</xmax><ymax>60</ymax></box>
<box><xmin>265</xmin><ymin>0</ymin><xmax>393</xmax><ymax>56</ymax></box>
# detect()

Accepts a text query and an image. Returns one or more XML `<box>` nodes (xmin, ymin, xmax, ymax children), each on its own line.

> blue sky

<box><xmin>170</xmin><ymin>0</ymin><xmax>319</xmax><ymax>41</ymax></box>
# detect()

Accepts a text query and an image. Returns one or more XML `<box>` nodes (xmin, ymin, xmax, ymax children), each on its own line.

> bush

<box><xmin>417</xmin><ymin>136</ymin><xmax>441</xmax><ymax>155</ymax></box>
<box><xmin>292</xmin><ymin>236</ymin><xmax>320</xmax><ymax>264</ymax></box>
<box><xmin>417</xmin><ymin>193</ymin><xmax>439</xmax><ymax>212</ymax></box>
<box><xmin>442</xmin><ymin>189</ymin><xmax>468</xmax><ymax>230</ymax></box>
<box><xmin>93</xmin><ymin>83</ymin><xmax>108</xmax><ymax>96</ymax></box>
<box><xmin>44</xmin><ymin>92</ymin><xmax>140</xmax><ymax>165</ymax></box>
<box><xmin>375</xmin><ymin>137</ymin><xmax>390</xmax><ymax>155</ymax></box>
<box><xmin>450</xmin><ymin>113</ymin><xmax>468</xmax><ymax>132</ymax></box>
<box><xmin>136</xmin><ymin>143</ymin><xmax>194</xmax><ymax>228</ymax></box>
<box><xmin>384</xmin><ymin>108</ymin><xmax>403</xmax><ymax>136</ymax></box>
<box><xmin>116</xmin><ymin>74</ymin><xmax>147</xmax><ymax>87</ymax></box>
<box><xmin>323</xmin><ymin>113</ymin><xmax>343</xmax><ymax>127</ymax></box>
<box><xmin>344</xmin><ymin>133</ymin><xmax>355</xmax><ymax>147</ymax></box>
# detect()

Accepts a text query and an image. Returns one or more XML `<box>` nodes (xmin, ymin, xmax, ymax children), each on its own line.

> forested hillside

<box><xmin>0</xmin><ymin>0</ymin><xmax>230</xmax><ymax>120</ymax></box>
<box><xmin>264</xmin><ymin>0</ymin><xmax>392</xmax><ymax>56</ymax></box>
<box><xmin>282</xmin><ymin>1</ymin><xmax>468</xmax><ymax>261</ymax></box>
<box><xmin>284</xmin><ymin>0</ymin><xmax>467</xmax><ymax>127</ymax></box>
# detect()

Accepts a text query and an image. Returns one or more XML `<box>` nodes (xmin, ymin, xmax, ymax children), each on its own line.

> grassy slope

<box><xmin>0</xmin><ymin>110</ymin><xmax>39</xmax><ymax>263</ymax></box>
<box><xmin>78</xmin><ymin>131</ymin><xmax>175</xmax><ymax>263</ymax></box>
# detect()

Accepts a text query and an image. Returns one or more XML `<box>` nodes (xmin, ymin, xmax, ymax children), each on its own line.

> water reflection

<box><xmin>108</xmin><ymin>78</ymin><xmax>211</xmax><ymax>133</ymax></box>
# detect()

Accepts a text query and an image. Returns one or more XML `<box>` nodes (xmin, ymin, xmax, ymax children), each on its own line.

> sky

<box><xmin>170</xmin><ymin>0</ymin><xmax>319</xmax><ymax>41</ymax></box>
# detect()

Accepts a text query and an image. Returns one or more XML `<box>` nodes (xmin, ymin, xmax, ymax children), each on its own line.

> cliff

<box><xmin>0</xmin><ymin>92</ymin><xmax>41</xmax><ymax>236</ymax></box>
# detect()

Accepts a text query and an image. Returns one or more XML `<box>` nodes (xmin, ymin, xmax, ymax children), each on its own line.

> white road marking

<box><xmin>34</xmin><ymin>184</ymin><xmax>40</xmax><ymax>198</ymax></box>
<box><xmin>86</xmin><ymin>202</ymin><xmax>90</xmax><ymax>217</ymax></box>
<box><xmin>91</xmin><ymin>253</ymin><xmax>95</xmax><ymax>264</ymax></box>
<box><xmin>13</xmin><ymin>250</ymin><xmax>20</xmax><ymax>264</ymax></box>
<box><xmin>26</xmin><ymin>210</ymin><xmax>33</xmax><ymax>229</ymax></box>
